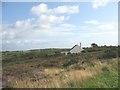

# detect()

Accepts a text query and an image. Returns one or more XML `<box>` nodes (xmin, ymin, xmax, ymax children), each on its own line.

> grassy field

<box><xmin>74</xmin><ymin>58</ymin><xmax>118</xmax><ymax>88</ymax></box>
<box><xmin>2</xmin><ymin>46</ymin><xmax>119</xmax><ymax>88</ymax></box>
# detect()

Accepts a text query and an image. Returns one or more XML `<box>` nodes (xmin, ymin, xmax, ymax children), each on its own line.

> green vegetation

<box><xmin>78</xmin><ymin>69</ymin><xmax>118</xmax><ymax>88</ymax></box>
<box><xmin>74</xmin><ymin>59</ymin><xmax>118</xmax><ymax>88</ymax></box>
<box><xmin>2</xmin><ymin>45</ymin><xmax>119</xmax><ymax>88</ymax></box>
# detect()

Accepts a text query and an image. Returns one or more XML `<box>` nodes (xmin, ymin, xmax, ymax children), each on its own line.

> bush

<box><xmin>102</xmin><ymin>66</ymin><xmax>110</xmax><ymax>72</ymax></box>
<box><xmin>63</xmin><ymin>59</ymin><xmax>78</xmax><ymax>67</ymax></box>
<box><xmin>102</xmin><ymin>50</ymin><xmax>117</xmax><ymax>59</ymax></box>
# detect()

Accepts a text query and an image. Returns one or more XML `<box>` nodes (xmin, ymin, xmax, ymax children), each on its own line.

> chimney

<box><xmin>80</xmin><ymin>42</ymin><xmax>81</xmax><ymax>49</ymax></box>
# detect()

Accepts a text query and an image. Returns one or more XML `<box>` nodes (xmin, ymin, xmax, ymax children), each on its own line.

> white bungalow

<box><xmin>61</xmin><ymin>43</ymin><xmax>83</xmax><ymax>55</ymax></box>
<box><xmin>70</xmin><ymin>43</ymin><xmax>82</xmax><ymax>54</ymax></box>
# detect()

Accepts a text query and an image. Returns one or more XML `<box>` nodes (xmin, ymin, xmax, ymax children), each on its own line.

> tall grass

<box><xmin>74</xmin><ymin>58</ymin><xmax>118</xmax><ymax>88</ymax></box>
<box><xmin>5</xmin><ymin>58</ymin><xmax>117</xmax><ymax>88</ymax></box>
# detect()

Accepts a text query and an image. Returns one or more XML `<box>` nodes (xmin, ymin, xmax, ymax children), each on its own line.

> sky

<box><xmin>2</xmin><ymin>0</ymin><xmax>118</xmax><ymax>51</ymax></box>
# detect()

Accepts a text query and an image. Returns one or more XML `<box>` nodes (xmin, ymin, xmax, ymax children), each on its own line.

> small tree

<box><xmin>91</xmin><ymin>43</ymin><xmax>98</xmax><ymax>48</ymax></box>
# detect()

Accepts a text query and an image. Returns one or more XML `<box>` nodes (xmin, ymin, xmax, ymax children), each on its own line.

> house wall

<box><xmin>70</xmin><ymin>45</ymin><xmax>81</xmax><ymax>53</ymax></box>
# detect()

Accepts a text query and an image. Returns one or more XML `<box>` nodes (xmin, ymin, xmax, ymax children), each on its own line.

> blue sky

<box><xmin>3</xmin><ymin>2</ymin><xmax>117</xmax><ymax>23</ymax></box>
<box><xmin>2</xmin><ymin>1</ymin><xmax>118</xmax><ymax>51</ymax></box>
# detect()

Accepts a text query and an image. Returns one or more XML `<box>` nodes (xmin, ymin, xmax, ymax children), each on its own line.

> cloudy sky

<box><xmin>2</xmin><ymin>0</ymin><xmax>118</xmax><ymax>51</ymax></box>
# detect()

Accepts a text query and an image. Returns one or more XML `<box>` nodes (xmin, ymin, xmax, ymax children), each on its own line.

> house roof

<box><xmin>70</xmin><ymin>45</ymin><xmax>79</xmax><ymax>50</ymax></box>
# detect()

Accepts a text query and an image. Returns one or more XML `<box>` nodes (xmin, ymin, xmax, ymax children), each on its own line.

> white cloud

<box><xmin>13</xmin><ymin>3</ymin><xmax>77</xmax><ymax>40</ymax></box>
<box><xmin>37</xmin><ymin>15</ymin><xmax>65</xmax><ymax>24</ymax></box>
<box><xmin>2</xmin><ymin>12</ymin><xmax>72</xmax><ymax>43</ymax></box>
<box><xmin>60</xmin><ymin>23</ymin><xmax>76</xmax><ymax>29</ymax></box>
<box><xmin>84</xmin><ymin>20</ymin><xmax>115</xmax><ymax>31</ymax></box>
<box><xmin>15</xmin><ymin>19</ymin><xmax>32</xmax><ymax>28</ymax></box>
<box><xmin>97</xmin><ymin>24</ymin><xmax>114</xmax><ymax>30</ymax></box>
<box><xmin>31</xmin><ymin>3</ymin><xmax>79</xmax><ymax>15</ymax></box>
<box><xmin>93</xmin><ymin>0</ymin><xmax>109</xmax><ymax>9</ymax></box>
<box><xmin>31</xmin><ymin>3</ymin><xmax>48</xmax><ymax>15</ymax></box>
<box><xmin>3</xmin><ymin>20</ymin><xmax>117</xmax><ymax>51</ymax></box>
<box><xmin>3</xmin><ymin>31</ymin><xmax>16</xmax><ymax>39</ymax></box>
<box><xmin>85</xmin><ymin>20</ymin><xmax>99</xmax><ymax>24</ymax></box>
<box><xmin>2</xmin><ymin>15</ymin><xmax>75</xmax><ymax>42</ymax></box>
<box><xmin>51</xmin><ymin>5</ymin><xmax>79</xmax><ymax>14</ymax></box>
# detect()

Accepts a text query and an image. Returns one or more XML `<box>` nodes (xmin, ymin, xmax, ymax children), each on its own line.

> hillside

<box><xmin>2</xmin><ymin>46</ymin><xmax>119</xmax><ymax>88</ymax></box>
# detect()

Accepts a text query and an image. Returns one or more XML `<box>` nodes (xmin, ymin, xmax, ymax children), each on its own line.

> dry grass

<box><xmin>44</xmin><ymin>68</ymin><xmax>64</xmax><ymax>75</ymax></box>
<box><xmin>5</xmin><ymin>59</ymin><xmax>114</xmax><ymax>88</ymax></box>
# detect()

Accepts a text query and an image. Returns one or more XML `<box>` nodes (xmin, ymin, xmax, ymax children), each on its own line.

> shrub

<box><xmin>102</xmin><ymin>66</ymin><xmax>110</xmax><ymax>72</ymax></box>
